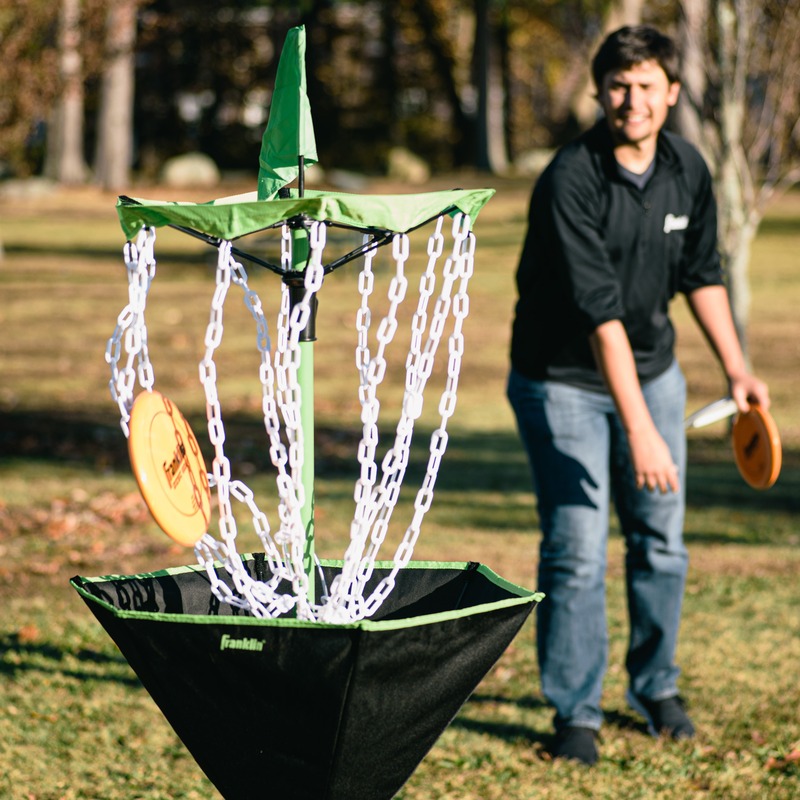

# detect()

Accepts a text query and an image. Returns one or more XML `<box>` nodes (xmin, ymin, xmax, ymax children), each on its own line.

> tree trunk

<box><xmin>45</xmin><ymin>0</ymin><xmax>87</xmax><ymax>184</ymax></box>
<box><xmin>473</xmin><ymin>0</ymin><xmax>509</xmax><ymax>173</ymax></box>
<box><xmin>715</xmin><ymin>0</ymin><xmax>754</xmax><ymax>355</ymax></box>
<box><xmin>721</xmin><ymin>215</ymin><xmax>757</xmax><ymax>360</ymax></box>
<box><xmin>716</xmin><ymin>148</ymin><xmax>756</xmax><ymax>357</ymax></box>
<box><xmin>674</xmin><ymin>0</ymin><xmax>713</xmax><ymax>157</ymax></box>
<box><xmin>94</xmin><ymin>0</ymin><xmax>137</xmax><ymax>191</ymax></box>
<box><xmin>412</xmin><ymin>0</ymin><xmax>475</xmax><ymax>167</ymax></box>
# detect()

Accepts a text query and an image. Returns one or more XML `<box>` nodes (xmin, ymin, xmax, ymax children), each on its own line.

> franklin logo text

<box><xmin>220</xmin><ymin>634</ymin><xmax>265</xmax><ymax>652</ymax></box>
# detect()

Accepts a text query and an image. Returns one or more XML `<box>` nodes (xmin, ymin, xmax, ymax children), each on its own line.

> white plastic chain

<box><xmin>109</xmin><ymin>212</ymin><xmax>475</xmax><ymax>623</ymax></box>
<box><xmin>193</xmin><ymin>225</ymin><xmax>330</xmax><ymax>620</ymax></box>
<box><xmin>193</xmin><ymin>238</ymin><xmax>301</xmax><ymax>618</ymax></box>
<box><xmin>106</xmin><ymin>227</ymin><xmax>157</xmax><ymax>436</ymax></box>
<box><xmin>320</xmin><ymin>212</ymin><xmax>475</xmax><ymax>622</ymax></box>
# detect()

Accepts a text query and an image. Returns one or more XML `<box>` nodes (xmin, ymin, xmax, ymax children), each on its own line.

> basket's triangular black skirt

<box><xmin>71</xmin><ymin>559</ymin><xmax>540</xmax><ymax>800</ymax></box>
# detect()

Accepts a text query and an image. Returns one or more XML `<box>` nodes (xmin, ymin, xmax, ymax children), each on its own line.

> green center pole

<box><xmin>289</xmin><ymin>225</ymin><xmax>316</xmax><ymax>603</ymax></box>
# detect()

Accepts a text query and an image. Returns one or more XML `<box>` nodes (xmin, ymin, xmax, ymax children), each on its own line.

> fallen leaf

<box><xmin>17</xmin><ymin>624</ymin><xmax>39</xmax><ymax>643</ymax></box>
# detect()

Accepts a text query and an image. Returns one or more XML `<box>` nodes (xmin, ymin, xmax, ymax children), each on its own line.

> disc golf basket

<box><xmin>71</xmin><ymin>26</ymin><xmax>542</xmax><ymax>800</ymax></box>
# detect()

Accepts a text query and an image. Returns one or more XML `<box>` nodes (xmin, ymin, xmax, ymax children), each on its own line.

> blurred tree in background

<box><xmin>3</xmin><ymin>0</ymin><xmax>797</xmax><ymax>343</ymax></box>
<box><xmin>3</xmin><ymin>0</ymin><xmax>797</xmax><ymax>187</ymax></box>
<box><xmin>1</xmin><ymin>0</ymin><xmax>648</xmax><ymax>180</ymax></box>
<box><xmin>92</xmin><ymin>0</ymin><xmax>139</xmax><ymax>189</ymax></box>
<box><xmin>0</xmin><ymin>0</ymin><xmax>61</xmax><ymax>177</ymax></box>
<box><xmin>43</xmin><ymin>0</ymin><xmax>87</xmax><ymax>184</ymax></box>
<box><xmin>675</xmin><ymin>0</ymin><xmax>800</xmax><ymax>351</ymax></box>
<box><xmin>1</xmin><ymin>0</ymin><xmax>797</xmax><ymax>345</ymax></box>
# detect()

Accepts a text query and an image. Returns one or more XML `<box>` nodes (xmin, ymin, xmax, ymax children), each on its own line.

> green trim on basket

<box><xmin>70</xmin><ymin>559</ymin><xmax>543</xmax><ymax>632</ymax></box>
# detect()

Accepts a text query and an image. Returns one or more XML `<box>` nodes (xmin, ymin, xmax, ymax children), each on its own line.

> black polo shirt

<box><xmin>510</xmin><ymin>120</ymin><xmax>723</xmax><ymax>392</ymax></box>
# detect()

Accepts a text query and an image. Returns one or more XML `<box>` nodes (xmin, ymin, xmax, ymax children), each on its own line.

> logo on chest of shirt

<box><xmin>663</xmin><ymin>213</ymin><xmax>690</xmax><ymax>234</ymax></box>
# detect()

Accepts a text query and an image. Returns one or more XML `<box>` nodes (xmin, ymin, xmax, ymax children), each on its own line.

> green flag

<box><xmin>257</xmin><ymin>26</ymin><xmax>318</xmax><ymax>201</ymax></box>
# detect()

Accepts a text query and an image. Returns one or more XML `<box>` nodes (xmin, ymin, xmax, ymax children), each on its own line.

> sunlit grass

<box><xmin>1</xmin><ymin>181</ymin><xmax>798</xmax><ymax>799</ymax></box>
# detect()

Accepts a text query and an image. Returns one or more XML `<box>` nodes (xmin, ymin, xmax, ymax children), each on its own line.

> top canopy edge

<box><xmin>116</xmin><ymin>187</ymin><xmax>495</xmax><ymax>241</ymax></box>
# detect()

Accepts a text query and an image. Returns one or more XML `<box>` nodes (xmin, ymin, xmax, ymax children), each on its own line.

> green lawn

<box><xmin>1</xmin><ymin>178</ymin><xmax>798</xmax><ymax>799</ymax></box>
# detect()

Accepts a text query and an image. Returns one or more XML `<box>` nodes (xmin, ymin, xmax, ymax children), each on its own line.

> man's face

<box><xmin>598</xmin><ymin>59</ymin><xmax>680</xmax><ymax>148</ymax></box>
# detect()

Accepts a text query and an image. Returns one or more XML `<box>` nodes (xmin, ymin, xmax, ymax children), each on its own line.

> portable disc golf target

<box><xmin>70</xmin><ymin>25</ymin><xmax>542</xmax><ymax>800</ymax></box>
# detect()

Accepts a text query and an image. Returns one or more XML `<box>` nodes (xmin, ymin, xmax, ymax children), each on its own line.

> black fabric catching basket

<box><xmin>72</xmin><ymin>558</ymin><xmax>541</xmax><ymax>800</ymax></box>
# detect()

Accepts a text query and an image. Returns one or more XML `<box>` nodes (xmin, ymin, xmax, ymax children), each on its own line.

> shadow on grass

<box><xmin>4</xmin><ymin>226</ymin><xmax>368</xmax><ymax>274</ymax></box>
<box><xmin>453</xmin><ymin>693</ymin><xmax>551</xmax><ymax>747</ymax></box>
<box><xmin>455</xmin><ymin>696</ymin><xmax>653</xmax><ymax>745</ymax></box>
<box><xmin>453</xmin><ymin>692</ymin><xmax>655</xmax><ymax>751</ymax></box>
<box><xmin>4</xmin><ymin>242</ymin><xmax>215</xmax><ymax>268</ymax></box>
<box><xmin>682</xmin><ymin>436</ymin><xmax>800</xmax><ymax>545</ymax></box>
<box><xmin>1</xmin><ymin>407</ymin><xmax>797</xmax><ymax>535</ymax></box>
<box><xmin>0</xmin><ymin>405</ymin><xmax>535</xmax><ymax>489</ymax></box>
<box><xmin>451</xmin><ymin>716</ymin><xmax>550</xmax><ymax>748</ymax></box>
<box><xmin>0</xmin><ymin>632</ymin><xmax>140</xmax><ymax>686</ymax></box>
<box><xmin>603</xmin><ymin>707</ymin><xmax>650</xmax><ymax>736</ymax></box>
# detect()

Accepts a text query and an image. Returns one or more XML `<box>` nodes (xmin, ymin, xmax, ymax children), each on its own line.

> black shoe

<box><xmin>626</xmin><ymin>691</ymin><xmax>696</xmax><ymax>739</ymax></box>
<box><xmin>551</xmin><ymin>726</ymin><xmax>599</xmax><ymax>765</ymax></box>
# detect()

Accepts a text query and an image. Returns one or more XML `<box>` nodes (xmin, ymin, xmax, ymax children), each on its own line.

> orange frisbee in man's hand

<box><xmin>732</xmin><ymin>404</ymin><xmax>782</xmax><ymax>490</ymax></box>
<box><xmin>128</xmin><ymin>390</ymin><xmax>212</xmax><ymax>546</ymax></box>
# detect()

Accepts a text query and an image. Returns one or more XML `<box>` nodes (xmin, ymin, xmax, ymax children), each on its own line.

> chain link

<box><xmin>356</xmin><ymin>213</ymin><xmax>475</xmax><ymax>620</ymax></box>
<box><xmin>105</xmin><ymin>227</ymin><xmax>157</xmax><ymax>436</ymax></box>
<box><xmin>195</xmin><ymin>236</ymin><xmax>334</xmax><ymax>619</ymax></box>
<box><xmin>109</xmin><ymin>212</ymin><xmax>475</xmax><ymax>624</ymax></box>
<box><xmin>199</xmin><ymin>224</ymin><xmax>329</xmax><ymax>620</ymax></box>
<box><xmin>321</xmin><ymin>214</ymin><xmax>476</xmax><ymax>623</ymax></box>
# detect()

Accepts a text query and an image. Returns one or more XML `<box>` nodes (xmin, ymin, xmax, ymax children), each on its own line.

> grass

<box><xmin>1</xmin><ymin>177</ymin><xmax>799</xmax><ymax>799</ymax></box>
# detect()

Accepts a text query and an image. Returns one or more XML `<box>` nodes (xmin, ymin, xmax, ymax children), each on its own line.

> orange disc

<box><xmin>732</xmin><ymin>405</ymin><xmax>782</xmax><ymax>490</ymax></box>
<box><xmin>128</xmin><ymin>391</ymin><xmax>212</xmax><ymax>545</ymax></box>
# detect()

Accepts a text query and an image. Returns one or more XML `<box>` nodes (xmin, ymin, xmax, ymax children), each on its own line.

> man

<box><xmin>507</xmin><ymin>25</ymin><xmax>769</xmax><ymax>766</ymax></box>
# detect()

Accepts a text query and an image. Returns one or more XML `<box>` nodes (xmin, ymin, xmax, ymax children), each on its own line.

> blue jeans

<box><xmin>507</xmin><ymin>361</ymin><xmax>688</xmax><ymax>731</ymax></box>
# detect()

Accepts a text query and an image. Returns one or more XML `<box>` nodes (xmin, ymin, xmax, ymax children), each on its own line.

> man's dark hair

<box><xmin>591</xmin><ymin>25</ymin><xmax>680</xmax><ymax>90</ymax></box>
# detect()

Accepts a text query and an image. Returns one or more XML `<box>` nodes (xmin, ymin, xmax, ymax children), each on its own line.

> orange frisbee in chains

<box><xmin>732</xmin><ymin>404</ymin><xmax>782</xmax><ymax>490</ymax></box>
<box><xmin>128</xmin><ymin>390</ymin><xmax>212</xmax><ymax>546</ymax></box>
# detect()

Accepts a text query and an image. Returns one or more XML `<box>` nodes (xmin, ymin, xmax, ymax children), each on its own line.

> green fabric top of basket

<box><xmin>116</xmin><ymin>187</ymin><xmax>495</xmax><ymax>241</ymax></box>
